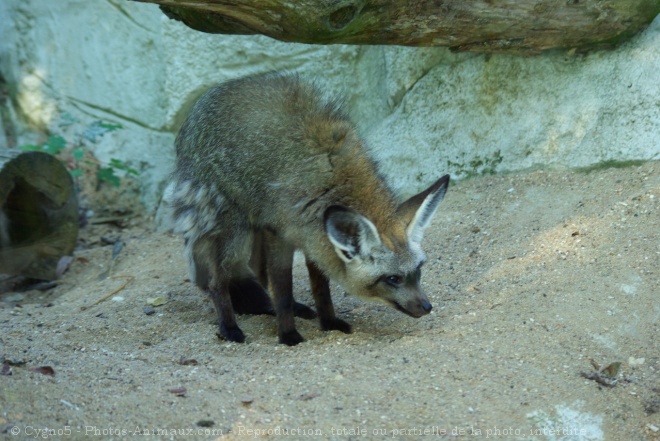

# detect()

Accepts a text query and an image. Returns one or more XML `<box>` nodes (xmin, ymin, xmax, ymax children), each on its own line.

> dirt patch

<box><xmin>1</xmin><ymin>163</ymin><xmax>659</xmax><ymax>440</ymax></box>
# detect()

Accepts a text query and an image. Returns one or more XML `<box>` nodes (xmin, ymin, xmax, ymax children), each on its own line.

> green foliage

<box><xmin>108</xmin><ymin>158</ymin><xmax>139</xmax><ymax>176</ymax></box>
<box><xmin>447</xmin><ymin>150</ymin><xmax>504</xmax><ymax>178</ymax></box>
<box><xmin>83</xmin><ymin>121</ymin><xmax>123</xmax><ymax>142</ymax></box>
<box><xmin>19</xmin><ymin>135</ymin><xmax>67</xmax><ymax>155</ymax></box>
<box><xmin>43</xmin><ymin>135</ymin><xmax>67</xmax><ymax>155</ymax></box>
<box><xmin>98</xmin><ymin>159</ymin><xmax>138</xmax><ymax>187</ymax></box>
<box><xmin>575</xmin><ymin>159</ymin><xmax>648</xmax><ymax>173</ymax></box>
<box><xmin>97</xmin><ymin>166</ymin><xmax>121</xmax><ymax>187</ymax></box>
<box><xmin>17</xmin><ymin>120</ymin><xmax>138</xmax><ymax>188</ymax></box>
<box><xmin>73</xmin><ymin>147</ymin><xmax>85</xmax><ymax>161</ymax></box>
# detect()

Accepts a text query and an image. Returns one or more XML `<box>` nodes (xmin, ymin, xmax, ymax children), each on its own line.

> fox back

<box><xmin>170</xmin><ymin>72</ymin><xmax>449</xmax><ymax>345</ymax></box>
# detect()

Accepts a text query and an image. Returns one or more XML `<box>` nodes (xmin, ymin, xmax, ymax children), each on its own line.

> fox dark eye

<box><xmin>384</xmin><ymin>275</ymin><xmax>403</xmax><ymax>287</ymax></box>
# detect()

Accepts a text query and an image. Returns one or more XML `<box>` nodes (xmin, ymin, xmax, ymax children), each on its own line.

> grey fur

<box><xmin>169</xmin><ymin>72</ymin><xmax>449</xmax><ymax>345</ymax></box>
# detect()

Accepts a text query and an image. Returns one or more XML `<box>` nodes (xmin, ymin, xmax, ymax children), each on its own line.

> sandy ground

<box><xmin>1</xmin><ymin>163</ymin><xmax>659</xmax><ymax>441</ymax></box>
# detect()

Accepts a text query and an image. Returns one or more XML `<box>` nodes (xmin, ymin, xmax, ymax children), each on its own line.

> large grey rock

<box><xmin>367</xmin><ymin>19</ymin><xmax>660</xmax><ymax>193</ymax></box>
<box><xmin>0</xmin><ymin>1</ymin><xmax>658</xmax><ymax>213</ymax></box>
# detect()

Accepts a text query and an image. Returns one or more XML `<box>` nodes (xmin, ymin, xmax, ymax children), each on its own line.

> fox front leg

<box><xmin>306</xmin><ymin>259</ymin><xmax>351</xmax><ymax>334</ymax></box>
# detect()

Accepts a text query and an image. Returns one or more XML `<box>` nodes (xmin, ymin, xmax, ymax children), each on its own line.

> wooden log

<box><xmin>131</xmin><ymin>0</ymin><xmax>660</xmax><ymax>54</ymax></box>
<box><xmin>0</xmin><ymin>149</ymin><xmax>78</xmax><ymax>280</ymax></box>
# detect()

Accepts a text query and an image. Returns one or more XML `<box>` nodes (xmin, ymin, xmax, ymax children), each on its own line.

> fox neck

<box><xmin>327</xmin><ymin>139</ymin><xmax>399</xmax><ymax>228</ymax></box>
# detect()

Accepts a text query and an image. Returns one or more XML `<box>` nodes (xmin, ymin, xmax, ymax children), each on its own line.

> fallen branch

<box><xmin>80</xmin><ymin>275</ymin><xmax>135</xmax><ymax>311</ymax></box>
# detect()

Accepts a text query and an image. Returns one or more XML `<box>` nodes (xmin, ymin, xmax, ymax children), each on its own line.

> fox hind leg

<box><xmin>229</xmin><ymin>277</ymin><xmax>275</xmax><ymax>316</ymax></box>
<box><xmin>221</xmin><ymin>230</ymin><xmax>274</xmax><ymax>316</ymax></box>
<box><xmin>188</xmin><ymin>225</ymin><xmax>253</xmax><ymax>343</ymax></box>
<box><xmin>238</xmin><ymin>229</ymin><xmax>316</xmax><ymax>319</ymax></box>
<box><xmin>293</xmin><ymin>299</ymin><xmax>317</xmax><ymax>320</ymax></box>
<box><xmin>229</xmin><ymin>276</ymin><xmax>317</xmax><ymax>319</ymax></box>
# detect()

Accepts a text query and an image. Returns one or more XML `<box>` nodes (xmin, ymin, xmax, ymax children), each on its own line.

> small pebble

<box><xmin>100</xmin><ymin>236</ymin><xmax>118</xmax><ymax>245</ymax></box>
<box><xmin>168</xmin><ymin>387</ymin><xmax>186</xmax><ymax>397</ymax></box>
<box><xmin>628</xmin><ymin>357</ymin><xmax>645</xmax><ymax>366</ymax></box>
<box><xmin>143</xmin><ymin>306</ymin><xmax>156</xmax><ymax>315</ymax></box>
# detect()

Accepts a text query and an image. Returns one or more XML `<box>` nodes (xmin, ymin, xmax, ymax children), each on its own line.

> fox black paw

<box><xmin>218</xmin><ymin>323</ymin><xmax>245</xmax><ymax>343</ymax></box>
<box><xmin>279</xmin><ymin>330</ymin><xmax>304</xmax><ymax>346</ymax></box>
<box><xmin>320</xmin><ymin>317</ymin><xmax>352</xmax><ymax>334</ymax></box>
<box><xmin>293</xmin><ymin>302</ymin><xmax>317</xmax><ymax>320</ymax></box>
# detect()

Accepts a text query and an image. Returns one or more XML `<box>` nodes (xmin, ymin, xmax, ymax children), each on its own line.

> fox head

<box><xmin>324</xmin><ymin>175</ymin><xmax>450</xmax><ymax>317</ymax></box>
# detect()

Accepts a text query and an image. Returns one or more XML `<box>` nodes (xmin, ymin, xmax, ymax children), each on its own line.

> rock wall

<box><xmin>1</xmin><ymin>0</ymin><xmax>659</xmax><ymax>212</ymax></box>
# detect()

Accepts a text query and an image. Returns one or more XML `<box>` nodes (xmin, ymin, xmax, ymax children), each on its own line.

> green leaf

<box><xmin>19</xmin><ymin>144</ymin><xmax>41</xmax><ymax>151</ymax></box>
<box><xmin>98</xmin><ymin>167</ymin><xmax>121</xmax><ymax>187</ymax></box>
<box><xmin>42</xmin><ymin>135</ymin><xmax>67</xmax><ymax>155</ymax></box>
<box><xmin>72</xmin><ymin>148</ymin><xmax>85</xmax><ymax>161</ymax></box>
<box><xmin>109</xmin><ymin>158</ymin><xmax>124</xmax><ymax>168</ymax></box>
<box><xmin>109</xmin><ymin>158</ymin><xmax>139</xmax><ymax>176</ymax></box>
<box><xmin>69</xmin><ymin>169</ymin><xmax>83</xmax><ymax>177</ymax></box>
<box><xmin>83</xmin><ymin>121</ymin><xmax>121</xmax><ymax>142</ymax></box>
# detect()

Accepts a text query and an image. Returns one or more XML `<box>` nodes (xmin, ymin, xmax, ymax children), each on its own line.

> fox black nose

<box><xmin>422</xmin><ymin>300</ymin><xmax>432</xmax><ymax>313</ymax></box>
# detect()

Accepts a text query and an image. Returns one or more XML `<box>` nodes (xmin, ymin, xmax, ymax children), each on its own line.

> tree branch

<box><xmin>131</xmin><ymin>0</ymin><xmax>660</xmax><ymax>54</ymax></box>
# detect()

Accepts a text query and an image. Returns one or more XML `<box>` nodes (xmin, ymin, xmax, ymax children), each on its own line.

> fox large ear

<box><xmin>397</xmin><ymin>174</ymin><xmax>450</xmax><ymax>244</ymax></box>
<box><xmin>324</xmin><ymin>206</ymin><xmax>381</xmax><ymax>263</ymax></box>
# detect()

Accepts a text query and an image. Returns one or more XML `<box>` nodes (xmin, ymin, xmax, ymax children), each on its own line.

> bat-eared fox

<box><xmin>168</xmin><ymin>72</ymin><xmax>449</xmax><ymax>346</ymax></box>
